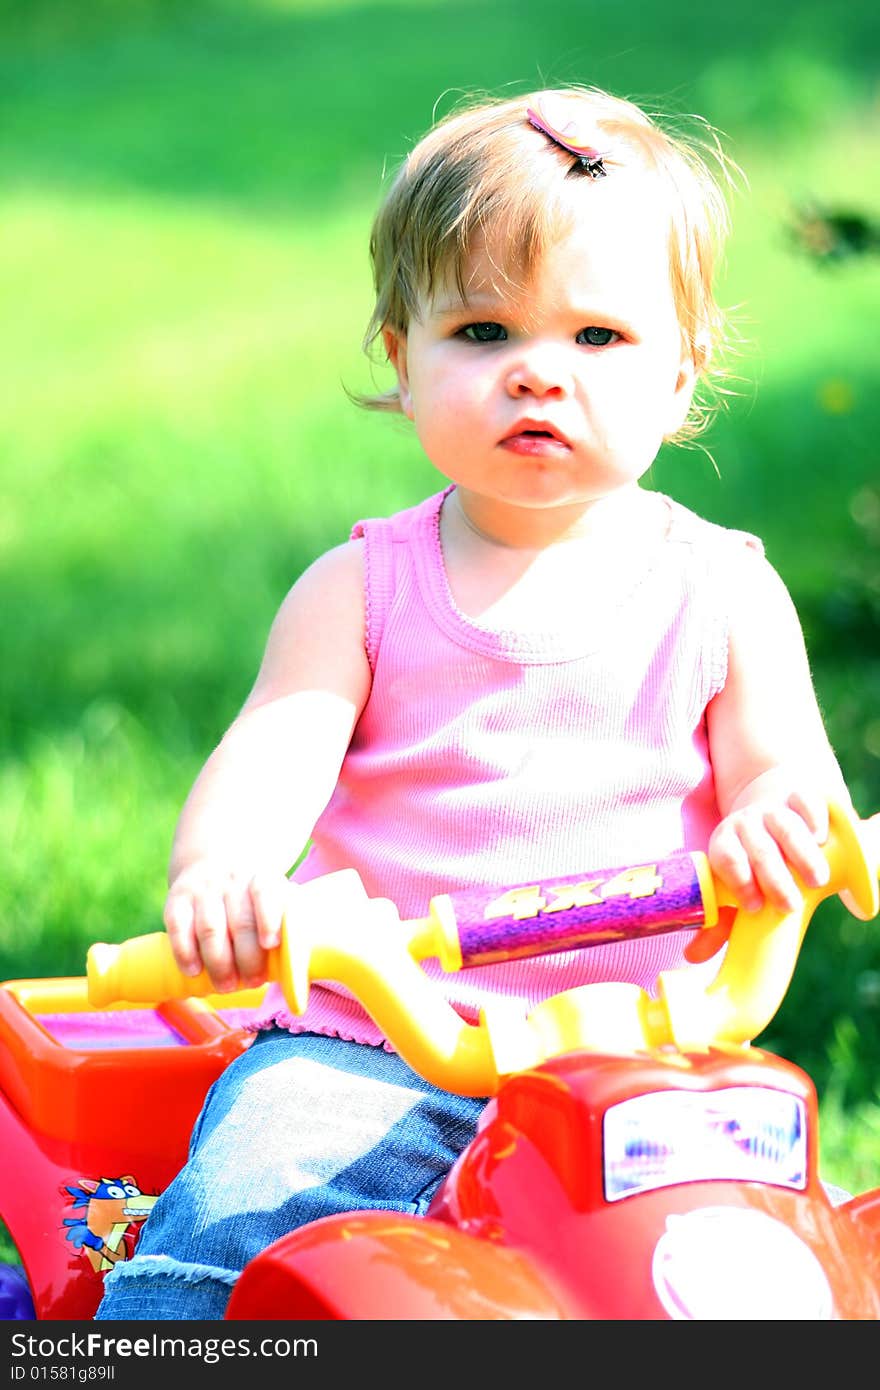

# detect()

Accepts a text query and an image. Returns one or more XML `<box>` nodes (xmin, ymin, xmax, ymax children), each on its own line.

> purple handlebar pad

<box><xmin>441</xmin><ymin>854</ymin><xmax>708</xmax><ymax>968</ymax></box>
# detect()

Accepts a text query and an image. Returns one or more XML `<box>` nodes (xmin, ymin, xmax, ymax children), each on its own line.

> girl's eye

<box><xmin>462</xmin><ymin>322</ymin><xmax>507</xmax><ymax>343</ymax></box>
<box><xmin>577</xmin><ymin>326</ymin><xmax>619</xmax><ymax>347</ymax></box>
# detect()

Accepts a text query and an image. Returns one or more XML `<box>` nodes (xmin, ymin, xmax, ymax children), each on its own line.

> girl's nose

<box><xmin>505</xmin><ymin>345</ymin><xmax>573</xmax><ymax>398</ymax></box>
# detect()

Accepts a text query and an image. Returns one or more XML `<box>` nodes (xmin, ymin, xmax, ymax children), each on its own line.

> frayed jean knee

<box><xmin>95</xmin><ymin>1028</ymin><xmax>486</xmax><ymax>1321</ymax></box>
<box><xmin>93</xmin><ymin>1257</ymin><xmax>237</xmax><ymax>1321</ymax></box>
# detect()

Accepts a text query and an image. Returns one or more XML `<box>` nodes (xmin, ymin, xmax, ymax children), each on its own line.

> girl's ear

<box><xmin>382</xmin><ymin>327</ymin><xmax>414</xmax><ymax>418</ymax></box>
<box><xmin>664</xmin><ymin>330</ymin><xmax>711</xmax><ymax>438</ymax></box>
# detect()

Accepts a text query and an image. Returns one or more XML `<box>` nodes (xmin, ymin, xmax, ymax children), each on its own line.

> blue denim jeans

<box><xmin>95</xmin><ymin>1028</ymin><xmax>487</xmax><ymax>1321</ymax></box>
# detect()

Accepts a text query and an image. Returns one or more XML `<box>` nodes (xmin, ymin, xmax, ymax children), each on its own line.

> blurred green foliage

<box><xmin>1</xmin><ymin>0</ymin><xmax>878</xmax><ymax>1203</ymax></box>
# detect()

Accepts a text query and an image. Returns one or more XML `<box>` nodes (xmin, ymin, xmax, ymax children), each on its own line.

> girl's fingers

<box><xmin>249</xmin><ymin>873</ymin><xmax>288</xmax><ymax>952</ymax></box>
<box><xmin>786</xmin><ymin>790</ymin><xmax>829</xmax><ymax>845</ymax></box>
<box><xmin>708</xmin><ymin>824</ymin><xmax>763</xmax><ymax>912</ymax></box>
<box><xmin>163</xmin><ymin>892</ymin><xmax>202</xmax><ymax>976</ymax></box>
<box><xmin>740</xmin><ymin>823</ymin><xmax>805</xmax><ymax>913</ymax></box>
<box><xmin>711</xmin><ymin>803</ymin><xmax>832</xmax><ymax>916</ymax></box>
<box><xmin>164</xmin><ymin>871</ymin><xmax>283</xmax><ymax>993</ymax></box>
<box><xmin>192</xmin><ymin>887</ymin><xmax>238</xmax><ymax>992</ymax></box>
<box><xmin>222</xmin><ymin>879</ymin><xmax>265</xmax><ymax>988</ymax></box>
<box><xmin>765</xmin><ymin>805</ymin><xmax>831</xmax><ymax>892</ymax></box>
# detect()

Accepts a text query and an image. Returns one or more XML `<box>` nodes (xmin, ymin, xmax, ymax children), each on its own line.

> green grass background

<box><xmin>1</xmin><ymin>0</ymin><xmax>879</xmax><ymax>1238</ymax></box>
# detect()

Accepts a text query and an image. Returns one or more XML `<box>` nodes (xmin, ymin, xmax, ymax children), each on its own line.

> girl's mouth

<box><xmin>500</xmin><ymin>428</ymin><xmax>571</xmax><ymax>456</ymax></box>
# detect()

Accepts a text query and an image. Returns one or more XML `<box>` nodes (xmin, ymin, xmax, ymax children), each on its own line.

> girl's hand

<box><xmin>163</xmin><ymin>863</ymin><xmax>290</xmax><ymax>992</ymax></box>
<box><xmin>708</xmin><ymin>776</ymin><xmax>832</xmax><ymax>915</ymax></box>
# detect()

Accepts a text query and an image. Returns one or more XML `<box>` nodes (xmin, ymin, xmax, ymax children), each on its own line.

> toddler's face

<box><xmin>384</xmin><ymin>178</ymin><xmax>698</xmax><ymax>520</ymax></box>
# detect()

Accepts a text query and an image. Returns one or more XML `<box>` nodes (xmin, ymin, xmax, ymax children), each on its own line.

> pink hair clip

<box><xmin>527</xmin><ymin>98</ymin><xmax>607</xmax><ymax>179</ymax></box>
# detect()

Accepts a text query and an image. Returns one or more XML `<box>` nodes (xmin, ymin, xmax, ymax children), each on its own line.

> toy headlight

<box><xmin>603</xmin><ymin>1086</ymin><xmax>808</xmax><ymax>1201</ymax></box>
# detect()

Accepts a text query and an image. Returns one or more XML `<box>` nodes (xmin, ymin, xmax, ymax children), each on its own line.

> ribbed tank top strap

<box><xmin>349</xmin><ymin>514</ymin><xmax>396</xmax><ymax>673</ymax></box>
<box><xmin>351</xmin><ymin>488</ymin><xmax>454</xmax><ymax>671</ymax></box>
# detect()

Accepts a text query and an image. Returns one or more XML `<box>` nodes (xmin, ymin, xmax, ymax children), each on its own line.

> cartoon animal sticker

<box><xmin>62</xmin><ymin>1175</ymin><xmax>158</xmax><ymax>1273</ymax></box>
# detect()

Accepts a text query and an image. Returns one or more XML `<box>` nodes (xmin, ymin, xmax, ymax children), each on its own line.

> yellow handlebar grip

<box><xmin>87</xmin><ymin>933</ymin><xmax>218</xmax><ymax>1007</ymax></box>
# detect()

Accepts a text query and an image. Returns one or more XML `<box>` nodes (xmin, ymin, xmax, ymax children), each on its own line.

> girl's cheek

<box><xmin>434</xmin><ymin>384</ymin><xmax>469</xmax><ymax>416</ymax></box>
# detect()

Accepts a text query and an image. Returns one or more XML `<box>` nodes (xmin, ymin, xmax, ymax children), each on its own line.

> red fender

<box><xmin>224</xmin><ymin>1212</ymin><xmax>579</xmax><ymax>1320</ymax></box>
<box><xmin>844</xmin><ymin>1187</ymin><xmax>880</xmax><ymax>1289</ymax></box>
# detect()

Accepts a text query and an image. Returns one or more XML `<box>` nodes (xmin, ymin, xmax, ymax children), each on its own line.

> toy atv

<box><xmin>2</xmin><ymin>801</ymin><xmax>879</xmax><ymax>1319</ymax></box>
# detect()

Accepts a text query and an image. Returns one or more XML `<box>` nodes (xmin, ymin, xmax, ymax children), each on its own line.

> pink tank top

<box><xmin>251</xmin><ymin>486</ymin><xmax>762</xmax><ymax>1047</ymax></box>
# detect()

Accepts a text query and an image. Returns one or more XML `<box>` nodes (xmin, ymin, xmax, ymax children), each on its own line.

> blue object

<box><xmin>0</xmin><ymin>1262</ymin><xmax>36</xmax><ymax>1319</ymax></box>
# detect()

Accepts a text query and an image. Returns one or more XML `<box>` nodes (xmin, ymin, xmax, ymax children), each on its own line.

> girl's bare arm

<box><xmin>706</xmin><ymin>548</ymin><xmax>850</xmax><ymax>914</ymax></box>
<box><xmin>164</xmin><ymin>539</ymin><xmax>372</xmax><ymax>990</ymax></box>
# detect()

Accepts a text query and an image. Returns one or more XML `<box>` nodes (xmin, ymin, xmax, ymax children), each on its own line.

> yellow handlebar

<box><xmin>87</xmin><ymin>805</ymin><xmax>880</xmax><ymax>1097</ymax></box>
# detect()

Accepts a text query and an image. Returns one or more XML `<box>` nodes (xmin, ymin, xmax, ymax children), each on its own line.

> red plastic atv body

<box><xmin>226</xmin><ymin>1048</ymin><xmax>880</xmax><ymax>1320</ymax></box>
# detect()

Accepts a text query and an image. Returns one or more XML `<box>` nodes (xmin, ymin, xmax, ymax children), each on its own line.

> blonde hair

<box><xmin>359</xmin><ymin>86</ymin><xmax>742</xmax><ymax>442</ymax></box>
